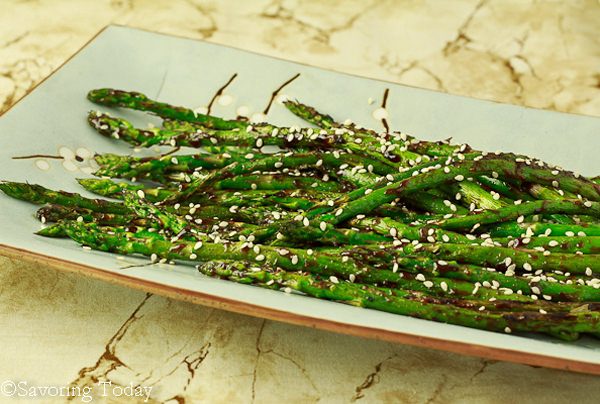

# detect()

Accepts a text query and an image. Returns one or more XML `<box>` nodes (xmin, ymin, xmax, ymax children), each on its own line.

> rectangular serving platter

<box><xmin>1</xmin><ymin>25</ymin><xmax>599</xmax><ymax>374</ymax></box>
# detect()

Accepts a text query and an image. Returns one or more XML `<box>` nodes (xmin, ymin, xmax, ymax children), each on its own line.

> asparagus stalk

<box><xmin>0</xmin><ymin>181</ymin><xmax>128</xmax><ymax>214</ymax></box>
<box><xmin>436</xmin><ymin>199</ymin><xmax>599</xmax><ymax>231</ymax></box>
<box><xmin>196</xmin><ymin>260</ymin><xmax>600</xmax><ymax>339</ymax></box>
<box><xmin>87</xmin><ymin>88</ymin><xmax>244</xmax><ymax>130</ymax></box>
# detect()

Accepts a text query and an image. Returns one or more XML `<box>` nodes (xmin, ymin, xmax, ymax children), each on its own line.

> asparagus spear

<box><xmin>488</xmin><ymin>222</ymin><xmax>600</xmax><ymax>238</ymax></box>
<box><xmin>436</xmin><ymin>199</ymin><xmax>599</xmax><ymax>231</ymax></box>
<box><xmin>398</xmin><ymin>243</ymin><xmax>600</xmax><ymax>275</ymax></box>
<box><xmin>199</xmin><ymin>259</ymin><xmax>598</xmax><ymax>309</ymax></box>
<box><xmin>0</xmin><ymin>181</ymin><xmax>128</xmax><ymax>214</ymax></box>
<box><xmin>88</xmin><ymin>111</ymin><xmax>344</xmax><ymax>150</ymax></box>
<box><xmin>87</xmin><ymin>88</ymin><xmax>244</xmax><ymax>130</ymax></box>
<box><xmin>36</xmin><ymin>204</ymin><xmax>144</xmax><ymax>227</ymax></box>
<box><xmin>494</xmin><ymin>236</ymin><xmax>600</xmax><ymax>254</ymax></box>
<box><xmin>93</xmin><ymin>152</ymin><xmax>253</xmax><ymax>180</ymax></box>
<box><xmin>94</xmin><ymin>150</ymin><xmax>394</xmax><ymax>181</ymax></box>
<box><xmin>197</xmin><ymin>260</ymin><xmax>600</xmax><ymax>339</ymax></box>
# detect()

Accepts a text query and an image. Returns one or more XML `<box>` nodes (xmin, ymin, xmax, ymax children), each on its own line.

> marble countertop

<box><xmin>1</xmin><ymin>1</ymin><xmax>599</xmax><ymax>402</ymax></box>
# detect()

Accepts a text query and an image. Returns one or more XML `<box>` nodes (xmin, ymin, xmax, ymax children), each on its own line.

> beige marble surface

<box><xmin>1</xmin><ymin>1</ymin><xmax>600</xmax><ymax>403</ymax></box>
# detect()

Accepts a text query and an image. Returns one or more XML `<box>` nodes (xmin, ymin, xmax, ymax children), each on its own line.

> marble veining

<box><xmin>1</xmin><ymin>1</ymin><xmax>600</xmax><ymax>403</ymax></box>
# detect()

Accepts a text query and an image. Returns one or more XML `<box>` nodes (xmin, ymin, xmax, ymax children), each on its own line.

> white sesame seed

<box><xmin>255</xmin><ymin>254</ymin><xmax>265</xmax><ymax>261</ymax></box>
<box><xmin>454</xmin><ymin>175</ymin><xmax>464</xmax><ymax>181</ymax></box>
<box><xmin>565</xmin><ymin>231</ymin><xmax>575</xmax><ymax>237</ymax></box>
<box><xmin>330</xmin><ymin>276</ymin><xmax>339</xmax><ymax>284</ymax></box>
<box><xmin>416</xmin><ymin>274</ymin><xmax>426</xmax><ymax>281</ymax></box>
<box><xmin>423</xmin><ymin>281</ymin><xmax>434</xmax><ymax>288</ymax></box>
<box><xmin>137</xmin><ymin>190</ymin><xmax>145</xmax><ymax>199</ymax></box>
<box><xmin>291</xmin><ymin>255</ymin><xmax>299</xmax><ymax>265</ymax></box>
<box><xmin>504</xmin><ymin>327</ymin><xmax>512</xmax><ymax>333</ymax></box>
<box><xmin>303</xmin><ymin>217</ymin><xmax>310</xmax><ymax>227</ymax></box>
<box><xmin>586</xmin><ymin>267</ymin><xmax>593</xmax><ymax>276</ymax></box>
<box><xmin>517</xmin><ymin>215</ymin><xmax>525</xmax><ymax>223</ymax></box>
